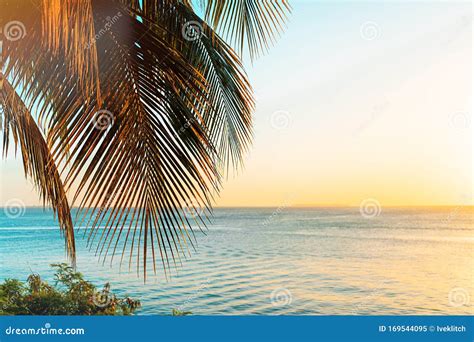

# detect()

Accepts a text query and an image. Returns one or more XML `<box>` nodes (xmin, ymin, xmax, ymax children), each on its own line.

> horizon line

<box><xmin>3</xmin><ymin>204</ymin><xmax>473</xmax><ymax>209</ymax></box>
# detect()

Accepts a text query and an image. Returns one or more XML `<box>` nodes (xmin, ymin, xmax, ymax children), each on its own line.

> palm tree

<box><xmin>0</xmin><ymin>0</ymin><xmax>290</xmax><ymax>279</ymax></box>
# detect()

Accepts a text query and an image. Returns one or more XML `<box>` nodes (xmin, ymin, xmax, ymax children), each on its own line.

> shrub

<box><xmin>172</xmin><ymin>308</ymin><xmax>192</xmax><ymax>316</ymax></box>
<box><xmin>0</xmin><ymin>264</ymin><xmax>140</xmax><ymax>315</ymax></box>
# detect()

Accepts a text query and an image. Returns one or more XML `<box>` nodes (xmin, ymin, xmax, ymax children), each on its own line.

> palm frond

<box><xmin>40</xmin><ymin>0</ymin><xmax>101</xmax><ymax>102</ymax></box>
<box><xmin>0</xmin><ymin>0</ymin><xmax>289</xmax><ymax>279</ymax></box>
<box><xmin>45</xmin><ymin>1</ymin><xmax>220</xmax><ymax>278</ymax></box>
<box><xmin>202</xmin><ymin>0</ymin><xmax>291</xmax><ymax>60</ymax></box>
<box><xmin>0</xmin><ymin>78</ymin><xmax>76</xmax><ymax>264</ymax></box>
<box><xmin>135</xmin><ymin>2</ymin><xmax>255</xmax><ymax>172</ymax></box>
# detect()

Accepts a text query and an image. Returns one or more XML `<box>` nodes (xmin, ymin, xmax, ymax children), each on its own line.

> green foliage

<box><xmin>172</xmin><ymin>309</ymin><xmax>192</xmax><ymax>316</ymax></box>
<box><xmin>0</xmin><ymin>264</ymin><xmax>140</xmax><ymax>315</ymax></box>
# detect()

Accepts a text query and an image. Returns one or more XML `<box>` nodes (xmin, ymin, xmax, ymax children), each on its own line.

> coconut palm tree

<box><xmin>0</xmin><ymin>0</ymin><xmax>290</xmax><ymax>279</ymax></box>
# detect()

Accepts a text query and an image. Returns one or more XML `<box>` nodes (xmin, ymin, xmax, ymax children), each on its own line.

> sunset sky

<box><xmin>1</xmin><ymin>1</ymin><xmax>472</xmax><ymax>207</ymax></box>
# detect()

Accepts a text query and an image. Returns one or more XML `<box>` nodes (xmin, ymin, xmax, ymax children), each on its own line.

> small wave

<box><xmin>286</xmin><ymin>230</ymin><xmax>474</xmax><ymax>243</ymax></box>
<box><xmin>0</xmin><ymin>227</ymin><xmax>59</xmax><ymax>231</ymax></box>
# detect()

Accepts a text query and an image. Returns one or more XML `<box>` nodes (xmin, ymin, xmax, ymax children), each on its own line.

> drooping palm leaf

<box><xmin>0</xmin><ymin>78</ymin><xmax>76</xmax><ymax>264</ymax></box>
<box><xmin>134</xmin><ymin>2</ymin><xmax>255</xmax><ymax>172</ymax></box>
<box><xmin>41</xmin><ymin>0</ymin><xmax>102</xmax><ymax>102</ymax></box>
<box><xmin>1</xmin><ymin>0</ymin><xmax>78</xmax><ymax>262</ymax></box>
<box><xmin>47</xmin><ymin>0</ymin><xmax>220</xmax><ymax>278</ymax></box>
<box><xmin>0</xmin><ymin>0</ymin><xmax>290</xmax><ymax>279</ymax></box>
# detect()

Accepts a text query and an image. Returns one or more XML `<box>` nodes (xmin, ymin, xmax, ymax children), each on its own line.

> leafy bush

<box><xmin>0</xmin><ymin>264</ymin><xmax>140</xmax><ymax>315</ymax></box>
<box><xmin>172</xmin><ymin>308</ymin><xmax>192</xmax><ymax>316</ymax></box>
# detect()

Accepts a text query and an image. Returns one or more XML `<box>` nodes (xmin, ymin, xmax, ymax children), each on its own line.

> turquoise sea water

<box><xmin>0</xmin><ymin>207</ymin><xmax>472</xmax><ymax>315</ymax></box>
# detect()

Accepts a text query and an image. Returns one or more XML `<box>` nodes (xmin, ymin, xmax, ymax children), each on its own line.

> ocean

<box><xmin>0</xmin><ymin>207</ymin><xmax>472</xmax><ymax>315</ymax></box>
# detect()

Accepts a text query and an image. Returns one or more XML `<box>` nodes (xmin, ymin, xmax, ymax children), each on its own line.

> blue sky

<box><xmin>1</xmin><ymin>1</ymin><xmax>472</xmax><ymax>207</ymax></box>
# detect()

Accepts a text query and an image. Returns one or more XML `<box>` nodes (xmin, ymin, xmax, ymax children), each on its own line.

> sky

<box><xmin>1</xmin><ymin>1</ymin><xmax>473</xmax><ymax>207</ymax></box>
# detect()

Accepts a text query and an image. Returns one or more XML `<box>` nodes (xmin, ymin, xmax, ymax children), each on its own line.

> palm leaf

<box><xmin>0</xmin><ymin>78</ymin><xmax>76</xmax><ymax>264</ymax></box>
<box><xmin>0</xmin><ymin>0</ymin><xmax>290</xmax><ymax>279</ymax></box>
<box><xmin>46</xmin><ymin>0</ymin><xmax>220</xmax><ymax>278</ymax></box>
<box><xmin>40</xmin><ymin>0</ymin><xmax>102</xmax><ymax>102</ymax></box>
<box><xmin>135</xmin><ymin>1</ymin><xmax>255</xmax><ymax>172</ymax></box>
<box><xmin>201</xmin><ymin>0</ymin><xmax>291</xmax><ymax>60</ymax></box>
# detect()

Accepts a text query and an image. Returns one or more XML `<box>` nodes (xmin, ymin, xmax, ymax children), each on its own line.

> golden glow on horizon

<box><xmin>1</xmin><ymin>2</ymin><xmax>472</xmax><ymax>208</ymax></box>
